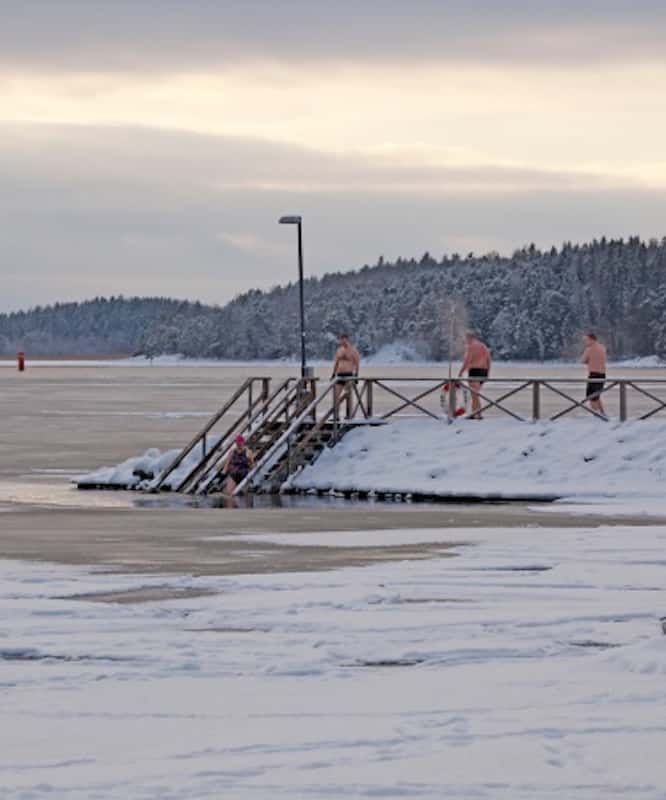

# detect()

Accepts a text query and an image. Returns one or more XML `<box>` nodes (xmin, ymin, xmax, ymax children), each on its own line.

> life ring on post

<box><xmin>440</xmin><ymin>380</ymin><xmax>469</xmax><ymax>417</ymax></box>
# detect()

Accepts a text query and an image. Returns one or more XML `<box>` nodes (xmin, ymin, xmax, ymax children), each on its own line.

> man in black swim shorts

<box><xmin>468</xmin><ymin>366</ymin><xmax>488</xmax><ymax>384</ymax></box>
<box><xmin>332</xmin><ymin>333</ymin><xmax>360</xmax><ymax>411</ymax></box>
<box><xmin>582</xmin><ymin>333</ymin><xmax>608</xmax><ymax>417</ymax></box>
<box><xmin>458</xmin><ymin>332</ymin><xmax>492</xmax><ymax>419</ymax></box>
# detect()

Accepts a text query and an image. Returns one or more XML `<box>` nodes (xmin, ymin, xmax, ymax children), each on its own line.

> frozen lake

<box><xmin>1</xmin><ymin>361</ymin><xmax>666</xmax><ymax>797</ymax></box>
<box><xmin>2</xmin><ymin>359</ymin><xmax>666</xmax><ymax>497</ymax></box>
<box><xmin>2</xmin><ymin>525</ymin><xmax>666</xmax><ymax>798</ymax></box>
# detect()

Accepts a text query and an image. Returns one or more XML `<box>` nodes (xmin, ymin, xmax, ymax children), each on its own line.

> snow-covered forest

<box><xmin>2</xmin><ymin>236</ymin><xmax>666</xmax><ymax>360</ymax></box>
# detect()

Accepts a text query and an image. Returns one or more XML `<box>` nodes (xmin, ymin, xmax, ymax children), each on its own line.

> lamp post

<box><xmin>278</xmin><ymin>215</ymin><xmax>307</xmax><ymax>377</ymax></box>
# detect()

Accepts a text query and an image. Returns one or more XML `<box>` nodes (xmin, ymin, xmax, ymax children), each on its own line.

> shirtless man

<box><xmin>458</xmin><ymin>332</ymin><xmax>491</xmax><ymax>419</ymax></box>
<box><xmin>332</xmin><ymin>333</ymin><xmax>360</xmax><ymax>408</ymax></box>
<box><xmin>582</xmin><ymin>332</ymin><xmax>607</xmax><ymax>418</ymax></box>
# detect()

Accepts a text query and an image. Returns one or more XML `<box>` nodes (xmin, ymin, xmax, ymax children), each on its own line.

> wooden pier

<box><xmin>132</xmin><ymin>374</ymin><xmax>666</xmax><ymax>497</ymax></box>
<box><xmin>148</xmin><ymin>376</ymin><xmax>382</xmax><ymax>497</ymax></box>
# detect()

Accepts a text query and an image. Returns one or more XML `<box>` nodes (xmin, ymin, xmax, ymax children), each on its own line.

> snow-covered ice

<box><xmin>78</xmin><ymin>436</ymin><xmax>221</xmax><ymax>490</ymax></box>
<box><xmin>534</xmin><ymin>497</ymin><xmax>666</xmax><ymax>518</ymax></box>
<box><xmin>2</xmin><ymin>523</ymin><xmax>666</xmax><ymax>798</ymax></box>
<box><xmin>290</xmin><ymin>418</ymin><xmax>666</xmax><ymax>503</ymax></box>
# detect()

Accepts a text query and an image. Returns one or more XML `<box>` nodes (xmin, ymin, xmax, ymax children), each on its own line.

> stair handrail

<box><xmin>190</xmin><ymin>378</ymin><xmax>302</xmax><ymax>494</ymax></box>
<box><xmin>233</xmin><ymin>380</ymin><xmax>337</xmax><ymax>495</ymax></box>
<box><xmin>269</xmin><ymin>378</ymin><xmax>376</xmax><ymax>485</ymax></box>
<box><xmin>279</xmin><ymin>398</ymin><xmax>340</xmax><ymax>475</ymax></box>
<box><xmin>176</xmin><ymin>379</ymin><xmax>295</xmax><ymax>493</ymax></box>
<box><xmin>150</xmin><ymin>377</ymin><xmax>257</xmax><ymax>491</ymax></box>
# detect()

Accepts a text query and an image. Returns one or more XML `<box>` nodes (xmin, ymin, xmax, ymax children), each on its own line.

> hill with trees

<box><xmin>2</xmin><ymin>236</ymin><xmax>666</xmax><ymax>360</ymax></box>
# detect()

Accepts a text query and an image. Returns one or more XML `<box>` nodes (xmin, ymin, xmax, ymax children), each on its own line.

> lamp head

<box><xmin>279</xmin><ymin>215</ymin><xmax>302</xmax><ymax>225</ymax></box>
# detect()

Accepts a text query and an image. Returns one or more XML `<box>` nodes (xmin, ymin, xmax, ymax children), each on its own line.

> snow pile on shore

<box><xmin>78</xmin><ymin>437</ymin><xmax>220</xmax><ymax>490</ymax></box>
<box><xmin>290</xmin><ymin>418</ymin><xmax>666</xmax><ymax>501</ymax></box>
<box><xmin>79</xmin><ymin>417</ymin><xmax>666</xmax><ymax>502</ymax></box>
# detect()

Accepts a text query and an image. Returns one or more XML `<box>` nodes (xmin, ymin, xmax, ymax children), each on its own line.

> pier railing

<box><xmin>151</xmin><ymin>376</ymin><xmax>315</xmax><ymax>492</ymax></box>
<box><xmin>142</xmin><ymin>373</ymin><xmax>666</xmax><ymax>495</ymax></box>
<box><xmin>332</xmin><ymin>376</ymin><xmax>666</xmax><ymax>423</ymax></box>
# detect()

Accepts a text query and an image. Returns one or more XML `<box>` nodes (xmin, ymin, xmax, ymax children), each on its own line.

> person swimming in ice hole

<box><xmin>223</xmin><ymin>435</ymin><xmax>255</xmax><ymax>494</ymax></box>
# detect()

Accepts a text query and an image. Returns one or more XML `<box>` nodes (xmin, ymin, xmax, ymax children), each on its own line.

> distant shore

<box><xmin>1</xmin><ymin>354</ymin><xmax>664</xmax><ymax>368</ymax></box>
<box><xmin>0</xmin><ymin>353</ymin><xmax>133</xmax><ymax>363</ymax></box>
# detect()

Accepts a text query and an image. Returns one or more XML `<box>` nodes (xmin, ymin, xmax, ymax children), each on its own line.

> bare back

<box><xmin>462</xmin><ymin>339</ymin><xmax>491</xmax><ymax>372</ymax></box>
<box><xmin>582</xmin><ymin>342</ymin><xmax>607</xmax><ymax>373</ymax></box>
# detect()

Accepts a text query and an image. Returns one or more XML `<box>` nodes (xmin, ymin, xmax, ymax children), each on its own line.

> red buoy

<box><xmin>17</xmin><ymin>352</ymin><xmax>25</xmax><ymax>372</ymax></box>
<box><xmin>440</xmin><ymin>380</ymin><xmax>468</xmax><ymax>417</ymax></box>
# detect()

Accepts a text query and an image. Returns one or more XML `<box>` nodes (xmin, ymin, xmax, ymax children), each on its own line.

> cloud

<box><xmin>1</xmin><ymin>123</ymin><xmax>665</xmax><ymax>312</ymax></box>
<box><xmin>1</xmin><ymin>1</ymin><xmax>666</xmax><ymax>72</ymax></box>
<box><xmin>0</xmin><ymin>123</ymin><xmax>639</xmax><ymax>196</ymax></box>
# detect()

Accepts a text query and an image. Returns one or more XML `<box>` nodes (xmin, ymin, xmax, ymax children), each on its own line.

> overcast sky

<box><xmin>1</xmin><ymin>0</ymin><xmax>666</xmax><ymax>311</ymax></box>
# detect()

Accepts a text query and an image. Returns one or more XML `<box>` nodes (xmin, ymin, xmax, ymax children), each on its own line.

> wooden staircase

<box><xmin>254</xmin><ymin>419</ymin><xmax>348</xmax><ymax>493</ymax></box>
<box><xmin>232</xmin><ymin>378</ymin><xmax>382</xmax><ymax>496</ymax></box>
<box><xmin>148</xmin><ymin>376</ymin><xmax>380</xmax><ymax>496</ymax></box>
<box><xmin>150</xmin><ymin>377</ymin><xmax>310</xmax><ymax>494</ymax></box>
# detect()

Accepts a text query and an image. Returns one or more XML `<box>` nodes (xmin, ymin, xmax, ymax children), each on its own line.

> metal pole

<box><xmin>262</xmin><ymin>378</ymin><xmax>270</xmax><ymax>411</ymax></box>
<box><xmin>297</xmin><ymin>221</ymin><xmax>306</xmax><ymax>378</ymax></box>
<box><xmin>447</xmin><ymin>301</ymin><xmax>454</xmax><ymax>423</ymax></box>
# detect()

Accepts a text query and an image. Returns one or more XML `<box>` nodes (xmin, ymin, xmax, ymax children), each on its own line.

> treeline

<box><xmin>2</xmin><ymin>236</ymin><xmax>666</xmax><ymax>360</ymax></box>
<box><xmin>0</xmin><ymin>297</ymin><xmax>214</xmax><ymax>357</ymax></box>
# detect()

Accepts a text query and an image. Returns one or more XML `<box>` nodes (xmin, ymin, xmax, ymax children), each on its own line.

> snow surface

<box><xmin>78</xmin><ymin>437</ymin><xmax>220</xmax><ymax>490</ymax></box>
<box><xmin>2</xmin><ymin>523</ymin><xmax>666</xmax><ymax>798</ymax></box>
<box><xmin>610</xmin><ymin>355</ymin><xmax>665</xmax><ymax>368</ymax></box>
<box><xmin>290</xmin><ymin>418</ymin><xmax>666</xmax><ymax>502</ymax></box>
<box><xmin>80</xmin><ymin>417</ymin><xmax>666</xmax><ymax>502</ymax></box>
<box><xmin>534</xmin><ymin>498</ymin><xmax>666</xmax><ymax>518</ymax></box>
<box><xmin>364</xmin><ymin>341</ymin><xmax>425</xmax><ymax>364</ymax></box>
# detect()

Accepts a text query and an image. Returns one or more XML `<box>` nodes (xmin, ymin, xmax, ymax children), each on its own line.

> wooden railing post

<box><xmin>333</xmin><ymin>381</ymin><xmax>340</xmax><ymax>436</ymax></box>
<box><xmin>448</xmin><ymin>381</ymin><xmax>457</xmax><ymax>420</ymax></box>
<box><xmin>345</xmin><ymin>379</ymin><xmax>352</xmax><ymax>419</ymax></box>
<box><xmin>532</xmin><ymin>381</ymin><xmax>540</xmax><ymax>421</ymax></box>
<box><xmin>366</xmin><ymin>380</ymin><xmax>374</xmax><ymax>418</ymax></box>
<box><xmin>619</xmin><ymin>382</ymin><xmax>628</xmax><ymax>422</ymax></box>
<box><xmin>309</xmin><ymin>378</ymin><xmax>317</xmax><ymax>421</ymax></box>
<box><xmin>295</xmin><ymin>378</ymin><xmax>303</xmax><ymax>414</ymax></box>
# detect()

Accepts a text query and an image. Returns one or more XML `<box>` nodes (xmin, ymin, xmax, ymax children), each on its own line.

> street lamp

<box><xmin>278</xmin><ymin>215</ymin><xmax>307</xmax><ymax>377</ymax></box>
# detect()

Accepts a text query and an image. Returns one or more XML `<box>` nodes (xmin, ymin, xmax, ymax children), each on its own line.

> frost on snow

<box><xmin>2</xmin><ymin>524</ymin><xmax>666</xmax><ymax>798</ymax></box>
<box><xmin>290</xmin><ymin>418</ymin><xmax>666</xmax><ymax>501</ymax></box>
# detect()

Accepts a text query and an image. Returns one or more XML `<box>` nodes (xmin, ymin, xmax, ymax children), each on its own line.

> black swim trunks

<box><xmin>336</xmin><ymin>372</ymin><xmax>355</xmax><ymax>379</ymax></box>
<box><xmin>586</xmin><ymin>372</ymin><xmax>605</xmax><ymax>400</ymax></box>
<box><xmin>468</xmin><ymin>368</ymin><xmax>488</xmax><ymax>383</ymax></box>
